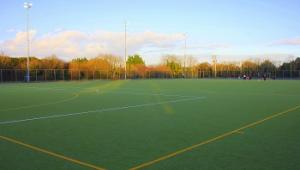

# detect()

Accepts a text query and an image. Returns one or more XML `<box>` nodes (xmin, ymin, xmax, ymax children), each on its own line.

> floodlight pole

<box><xmin>184</xmin><ymin>34</ymin><xmax>186</xmax><ymax>77</ymax></box>
<box><xmin>183</xmin><ymin>33</ymin><xmax>187</xmax><ymax>77</ymax></box>
<box><xmin>212</xmin><ymin>55</ymin><xmax>217</xmax><ymax>78</ymax></box>
<box><xmin>124</xmin><ymin>21</ymin><xmax>127</xmax><ymax>80</ymax></box>
<box><xmin>24</xmin><ymin>2</ymin><xmax>32</xmax><ymax>82</ymax></box>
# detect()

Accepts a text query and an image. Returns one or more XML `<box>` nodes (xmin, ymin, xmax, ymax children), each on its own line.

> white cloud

<box><xmin>187</xmin><ymin>43</ymin><xmax>231</xmax><ymax>50</ymax></box>
<box><xmin>6</xmin><ymin>28</ymin><xmax>19</xmax><ymax>33</ymax></box>
<box><xmin>0</xmin><ymin>30</ymin><xmax>185</xmax><ymax>61</ymax></box>
<box><xmin>1</xmin><ymin>30</ymin><xmax>37</xmax><ymax>53</ymax></box>
<box><xmin>272</xmin><ymin>37</ymin><xmax>300</xmax><ymax>46</ymax></box>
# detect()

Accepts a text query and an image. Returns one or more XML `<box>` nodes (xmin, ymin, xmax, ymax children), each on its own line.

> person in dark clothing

<box><xmin>263</xmin><ymin>74</ymin><xmax>267</xmax><ymax>81</ymax></box>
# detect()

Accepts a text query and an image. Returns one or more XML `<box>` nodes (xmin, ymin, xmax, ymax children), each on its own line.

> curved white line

<box><xmin>0</xmin><ymin>96</ymin><xmax>206</xmax><ymax>125</ymax></box>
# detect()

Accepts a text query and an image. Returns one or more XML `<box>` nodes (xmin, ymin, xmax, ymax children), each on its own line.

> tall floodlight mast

<box><xmin>183</xmin><ymin>33</ymin><xmax>187</xmax><ymax>77</ymax></box>
<box><xmin>24</xmin><ymin>2</ymin><xmax>32</xmax><ymax>82</ymax></box>
<box><xmin>124</xmin><ymin>21</ymin><xmax>127</xmax><ymax>80</ymax></box>
<box><xmin>212</xmin><ymin>55</ymin><xmax>217</xmax><ymax>78</ymax></box>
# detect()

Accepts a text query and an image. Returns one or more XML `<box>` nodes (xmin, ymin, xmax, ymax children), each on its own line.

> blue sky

<box><xmin>1</xmin><ymin>0</ymin><xmax>300</xmax><ymax>64</ymax></box>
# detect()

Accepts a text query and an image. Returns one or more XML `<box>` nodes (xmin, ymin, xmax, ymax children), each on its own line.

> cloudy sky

<box><xmin>0</xmin><ymin>0</ymin><xmax>299</xmax><ymax>64</ymax></box>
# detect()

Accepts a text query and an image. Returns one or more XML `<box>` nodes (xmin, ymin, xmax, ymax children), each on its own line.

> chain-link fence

<box><xmin>0</xmin><ymin>69</ymin><xmax>300</xmax><ymax>83</ymax></box>
<box><xmin>198</xmin><ymin>70</ymin><xmax>300</xmax><ymax>79</ymax></box>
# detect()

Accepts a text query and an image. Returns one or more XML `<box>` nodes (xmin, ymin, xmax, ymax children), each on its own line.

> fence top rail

<box><xmin>0</xmin><ymin>69</ymin><xmax>115</xmax><ymax>71</ymax></box>
<box><xmin>0</xmin><ymin>69</ymin><xmax>300</xmax><ymax>72</ymax></box>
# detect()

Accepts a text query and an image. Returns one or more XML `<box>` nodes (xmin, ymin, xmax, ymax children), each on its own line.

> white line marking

<box><xmin>23</xmin><ymin>86</ymin><xmax>81</xmax><ymax>91</ymax></box>
<box><xmin>0</xmin><ymin>93</ymin><xmax>79</xmax><ymax>112</ymax></box>
<box><xmin>20</xmin><ymin>86</ymin><xmax>200</xmax><ymax>98</ymax></box>
<box><xmin>109</xmin><ymin>91</ymin><xmax>198</xmax><ymax>98</ymax></box>
<box><xmin>18</xmin><ymin>85</ymin><xmax>198</xmax><ymax>97</ymax></box>
<box><xmin>0</xmin><ymin>83</ymin><xmax>201</xmax><ymax>113</ymax></box>
<box><xmin>0</xmin><ymin>96</ymin><xmax>206</xmax><ymax>125</ymax></box>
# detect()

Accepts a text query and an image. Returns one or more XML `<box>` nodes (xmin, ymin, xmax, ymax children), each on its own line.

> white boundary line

<box><xmin>0</xmin><ymin>86</ymin><xmax>200</xmax><ymax>112</ymax></box>
<box><xmin>109</xmin><ymin>91</ymin><xmax>199</xmax><ymax>98</ymax></box>
<box><xmin>0</xmin><ymin>96</ymin><xmax>206</xmax><ymax>125</ymax></box>
<box><xmin>18</xmin><ymin>85</ymin><xmax>201</xmax><ymax>98</ymax></box>
<box><xmin>0</xmin><ymin>93</ymin><xmax>79</xmax><ymax>112</ymax></box>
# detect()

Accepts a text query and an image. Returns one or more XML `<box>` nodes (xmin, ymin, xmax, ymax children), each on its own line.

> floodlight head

<box><xmin>24</xmin><ymin>2</ymin><xmax>32</xmax><ymax>9</ymax></box>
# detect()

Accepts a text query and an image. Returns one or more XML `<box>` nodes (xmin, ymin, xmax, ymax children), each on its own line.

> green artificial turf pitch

<box><xmin>0</xmin><ymin>79</ymin><xmax>300</xmax><ymax>170</ymax></box>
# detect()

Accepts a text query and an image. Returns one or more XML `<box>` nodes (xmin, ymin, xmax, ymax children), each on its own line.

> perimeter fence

<box><xmin>0</xmin><ymin>69</ymin><xmax>300</xmax><ymax>82</ymax></box>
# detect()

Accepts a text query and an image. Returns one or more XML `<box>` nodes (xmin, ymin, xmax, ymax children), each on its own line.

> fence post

<box><xmin>15</xmin><ymin>70</ymin><xmax>17</xmax><ymax>82</ymax></box>
<box><xmin>62</xmin><ymin>69</ymin><xmax>65</xmax><ymax>81</ymax></box>
<box><xmin>79</xmin><ymin>70</ymin><xmax>81</xmax><ymax>80</ymax></box>
<box><xmin>44</xmin><ymin>70</ymin><xmax>47</xmax><ymax>81</ymax></box>
<box><xmin>0</xmin><ymin>69</ymin><xmax>2</xmax><ymax>82</ymax></box>
<box><xmin>9</xmin><ymin>70</ymin><xmax>12</xmax><ymax>82</ymax></box>
<box><xmin>53</xmin><ymin>69</ymin><xmax>56</xmax><ymax>81</ymax></box>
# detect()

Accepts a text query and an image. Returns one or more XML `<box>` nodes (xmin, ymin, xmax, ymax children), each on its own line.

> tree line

<box><xmin>0</xmin><ymin>52</ymin><xmax>300</xmax><ymax>78</ymax></box>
